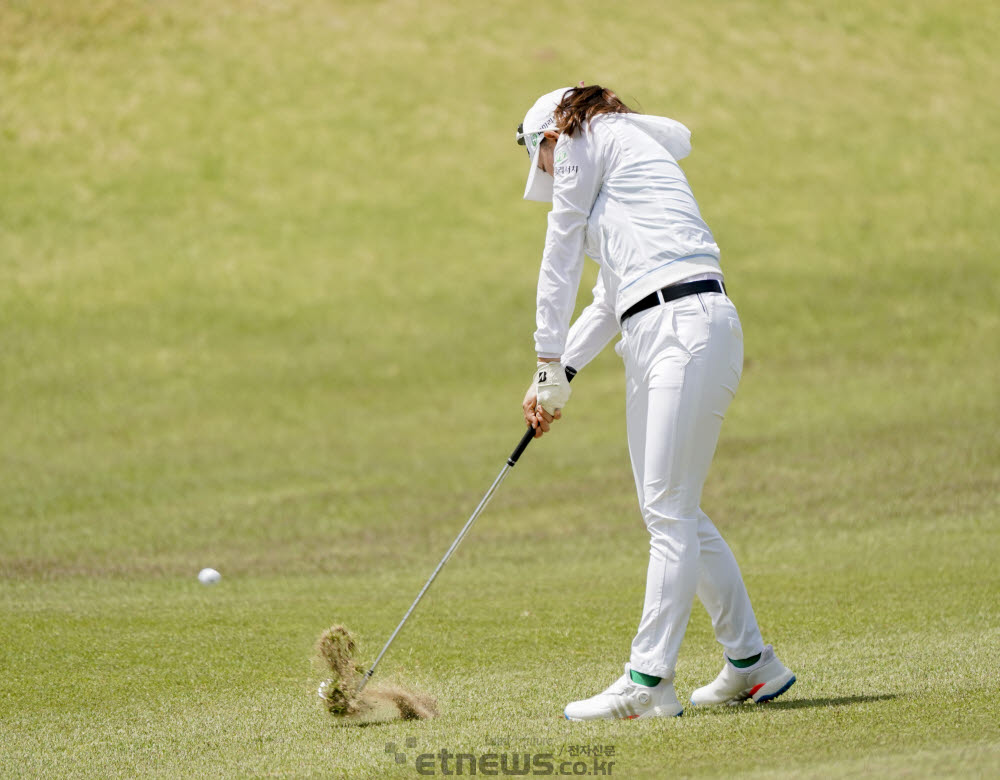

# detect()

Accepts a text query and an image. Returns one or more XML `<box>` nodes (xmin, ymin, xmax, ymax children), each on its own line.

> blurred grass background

<box><xmin>1</xmin><ymin>0</ymin><xmax>998</xmax><ymax>777</ymax></box>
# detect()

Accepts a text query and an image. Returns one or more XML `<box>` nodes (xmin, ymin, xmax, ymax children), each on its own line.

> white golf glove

<box><xmin>533</xmin><ymin>361</ymin><xmax>571</xmax><ymax>415</ymax></box>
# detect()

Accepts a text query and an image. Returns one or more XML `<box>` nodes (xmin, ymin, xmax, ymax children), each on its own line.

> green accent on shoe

<box><xmin>629</xmin><ymin>669</ymin><xmax>661</xmax><ymax>687</ymax></box>
<box><xmin>728</xmin><ymin>653</ymin><xmax>762</xmax><ymax>669</ymax></box>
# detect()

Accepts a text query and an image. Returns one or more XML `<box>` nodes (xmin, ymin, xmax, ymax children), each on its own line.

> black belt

<box><xmin>620</xmin><ymin>279</ymin><xmax>727</xmax><ymax>325</ymax></box>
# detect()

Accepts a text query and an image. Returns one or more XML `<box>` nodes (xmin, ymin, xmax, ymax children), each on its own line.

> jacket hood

<box><xmin>611</xmin><ymin>114</ymin><xmax>692</xmax><ymax>161</ymax></box>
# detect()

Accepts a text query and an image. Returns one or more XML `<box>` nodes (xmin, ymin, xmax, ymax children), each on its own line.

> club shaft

<box><xmin>354</xmin><ymin>367</ymin><xmax>575</xmax><ymax>695</ymax></box>
<box><xmin>356</xmin><ymin>462</ymin><xmax>514</xmax><ymax>695</ymax></box>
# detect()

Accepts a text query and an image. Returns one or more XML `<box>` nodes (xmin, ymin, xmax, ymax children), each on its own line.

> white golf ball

<box><xmin>198</xmin><ymin>567</ymin><xmax>222</xmax><ymax>585</ymax></box>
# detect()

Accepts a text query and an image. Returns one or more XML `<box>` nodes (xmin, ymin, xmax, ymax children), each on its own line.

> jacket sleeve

<box><xmin>533</xmin><ymin>128</ymin><xmax>606</xmax><ymax>358</ymax></box>
<box><xmin>561</xmin><ymin>272</ymin><xmax>619</xmax><ymax>372</ymax></box>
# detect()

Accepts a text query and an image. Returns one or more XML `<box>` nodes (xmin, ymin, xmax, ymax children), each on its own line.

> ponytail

<box><xmin>554</xmin><ymin>85</ymin><xmax>635</xmax><ymax>137</ymax></box>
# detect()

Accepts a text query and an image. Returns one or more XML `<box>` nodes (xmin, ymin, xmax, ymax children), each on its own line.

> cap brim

<box><xmin>523</xmin><ymin>145</ymin><xmax>554</xmax><ymax>202</ymax></box>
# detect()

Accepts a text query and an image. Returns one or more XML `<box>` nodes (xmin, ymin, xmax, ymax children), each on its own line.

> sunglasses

<box><xmin>515</xmin><ymin>123</ymin><xmax>546</xmax><ymax>156</ymax></box>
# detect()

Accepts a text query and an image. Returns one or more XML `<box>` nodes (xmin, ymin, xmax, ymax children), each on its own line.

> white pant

<box><xmin>616</xmin><ymin>291</ymin><xmax>764</xmax><ymax>678</ymax></box>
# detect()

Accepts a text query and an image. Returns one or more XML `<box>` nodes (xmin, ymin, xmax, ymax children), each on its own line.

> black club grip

<box><xmin>506</xmin><ymin>366</ymin><xmax>577</xmax><ymax>466</ymax></box>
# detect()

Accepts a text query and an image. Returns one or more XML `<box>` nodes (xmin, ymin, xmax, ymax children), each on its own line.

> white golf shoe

<box><xmin>564</xmin><ymin>664</ymin><xmax>684</xmax><ymax>721</ymax></box>
<box><xmin>689</xmin><ymin>644</ymin><xmax>796</xmax><ymax>706</ymax></box>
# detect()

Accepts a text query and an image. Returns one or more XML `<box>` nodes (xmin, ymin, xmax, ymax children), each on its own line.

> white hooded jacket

<box><xmin>534</xmin><ymin>113</ymin><xmax>723</xmax><ymax>367</ymax></box>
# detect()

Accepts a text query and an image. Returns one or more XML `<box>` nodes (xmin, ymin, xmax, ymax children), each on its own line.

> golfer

<box><xmin>516</xmin><ymin>85</ymin><xmax>796</xmax><ymax>720</ymax></box>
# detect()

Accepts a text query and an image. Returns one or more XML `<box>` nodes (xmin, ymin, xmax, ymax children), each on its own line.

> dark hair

<box><xmin>554</xmin><ymin>85</ymin><xmax>635</xmax><ymax>137</ymax></box>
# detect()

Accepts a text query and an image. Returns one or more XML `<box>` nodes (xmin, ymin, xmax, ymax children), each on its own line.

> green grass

<box><xmin>2</xmin><ymin>0</ymin><xmax>999</xmax><ymax>776</ymax></box>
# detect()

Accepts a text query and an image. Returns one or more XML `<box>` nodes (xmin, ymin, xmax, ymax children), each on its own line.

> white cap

<box><xmin>515</xmin><ymin>87</ymin><xmax>572</xmax><ymax>202</ymax></box>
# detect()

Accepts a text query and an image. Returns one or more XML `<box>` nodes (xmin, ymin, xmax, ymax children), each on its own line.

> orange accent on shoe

<box><xmin>749</xmin><ymin>683</ymin><xmax>765</xmax><ymax>696</ymax></box>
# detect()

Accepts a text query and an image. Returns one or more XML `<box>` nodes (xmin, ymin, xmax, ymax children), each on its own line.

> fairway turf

<box><xmin>2</xmin><ymin>0</ymin><xmax>999</xmax><ymax>777</ymax></box>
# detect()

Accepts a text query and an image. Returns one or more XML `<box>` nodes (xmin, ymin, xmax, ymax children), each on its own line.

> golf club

<box><xmin>354</xmin><ymin>367</ymin><xmax>577</xmax><ymax>696</ymax></box>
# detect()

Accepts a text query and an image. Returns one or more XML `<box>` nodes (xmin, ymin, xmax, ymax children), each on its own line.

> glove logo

<box><xmin>538</xmin><ymin>371</ymin><xmax>547</xmax><ymax>382</ymax></box>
